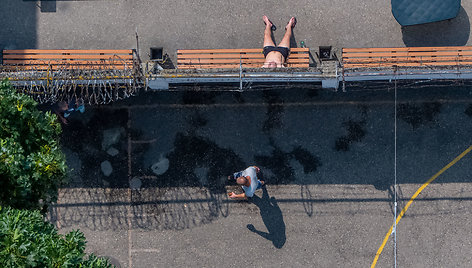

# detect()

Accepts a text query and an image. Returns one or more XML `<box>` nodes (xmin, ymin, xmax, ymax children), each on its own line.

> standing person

<box><xmin>262</xmin><ymin>15</ymin><xmax>297</xmax><ymax>68</ymax></box>
<box><xmin>228</xmin><ymin>166</ymin><xmax>265</xmax><ymax>199</ymax></box>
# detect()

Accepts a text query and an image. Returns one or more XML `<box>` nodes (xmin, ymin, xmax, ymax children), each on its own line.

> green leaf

<box><xmin>0</xmin><ymin>81</ymin><xmax>67</xmax><ymax>210</ymax></box>
<box><xmin>0</xmin><ymin>207</ymin><xmax>113</xmax><ymax>268</ymax></box>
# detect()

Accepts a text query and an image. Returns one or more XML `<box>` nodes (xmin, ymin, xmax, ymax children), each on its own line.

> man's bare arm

<box><xmin>54</xmin><ymin>111</ymin><xmax>68</xmax><ymax>124</ymax></box>
<box><xmin>251</xmin><ymin>166</ymin><xmax>261</xmax><ymax>173</ymax></box>
<box><xmin>228</xmin><ymin>192</ymin><xmax>246</xmax><ymax>199</ymax></box>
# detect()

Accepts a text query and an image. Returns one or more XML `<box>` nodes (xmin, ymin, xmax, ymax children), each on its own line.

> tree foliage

<box><xmin>0</xmin><ymin>80</ymin><xmax>67</xmax><ymax>210</ymax></box>
<box><xmin>0</xmin><ymin>81</ymin><xmax>113</xmax><ymax>267</ymax></box>
<box><xmin>0</xmin><ymin>206</ymin><xmax>113</xmax><ymax>267</ymax></box>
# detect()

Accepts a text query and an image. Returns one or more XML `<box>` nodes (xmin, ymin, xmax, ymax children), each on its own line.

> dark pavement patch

<box><xmin>397</xmin><ymin>102</ymin><xmax>442</xmax><ymax>129</ymax></box>
<box><xmin>182</xmin><ymin>90</ymin><xmax>219</xmax><ymax>105</ymax></box>
<box><xmin>150</xmin><ymin>133</ymin><xmax>245</xmax><ymax>193</ymax></box>
<box><xmin>262</xmin><ymin>90</ymin><xmax>284</xmax><ymax>133</ymax></box>
<box><xmin>61</xmin><ymin>108</ymin><xmax>128</xmax><ymax>187</ymax></box>
<box><xmin>335</xmin><ymin>119</ymin><xmax>367</xmax><ymax>152</ymax></box>
<box><xmin>255</xmin><ymin>140</ymin><xmax>321</xmax><ymax>184</ymax></box>
<box><xmin>290</xmin><ymin>146</ymin><xmax>322</xmax><ymax>174</ymax></box>
<box><xmin>465</xmin><ymin>104</ymin><xmax>472</xmax><ymax>117</ymax></box>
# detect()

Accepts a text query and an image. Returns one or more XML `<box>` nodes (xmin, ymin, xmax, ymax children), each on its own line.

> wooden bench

<box><xmin>2</xmin><ymin>49</ymin><xmax>135</xmax><ymax>70</ymax></box>
<box><xmin>177</xmin><ymin>48</ymin><xmax>310</xmax><ymax>69</ymax></box>
<box><xmin>342</xmin><ymin>46</ymin><xmax>472</xmax><ymax>69</ymax></box>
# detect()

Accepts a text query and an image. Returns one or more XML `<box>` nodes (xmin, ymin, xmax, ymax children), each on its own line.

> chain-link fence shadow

<box><xmin>48</xmin><ymin>186</ymin><xmax>230</xmax><ymax>231</ymax></box>
<box><xmin>130</xmin><ymin>187</ymin><xmax>229</xmax><ymax>230</ymax></box>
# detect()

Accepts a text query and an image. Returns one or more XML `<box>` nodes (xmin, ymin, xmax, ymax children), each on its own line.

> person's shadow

<box><xmin>247</xmin><ymin>186</ymin><xmax>286</xmax><ymax>248</ymax></box>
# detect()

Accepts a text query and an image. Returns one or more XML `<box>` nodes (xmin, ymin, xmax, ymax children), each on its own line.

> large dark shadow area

<box><xmin>55</xmin><ymin>107</ymin><xmax>129</xmax><ymax>188</ymax></box>
<box><xmin>397</xmin><ymin>102</ymin><xmax>442</xmax><ymax>129</ymax></box>
<box><xmin>334</xmin><ymin>118</ymin><xmax>367</xmax><ymax>152</ymax></box>
<box><xmin>54</xmin><ymin>82</ymin><xmax>472</xmax><ymax>191</ymax></box>
<box><xmin>146</xmin><ymin>132</ymin><xmax>246</xmax><ymax>193</ymax></box>
<box><xmin>254</xmin><ymin>139</ymin><xmax>322</xmax><ymax>184</ymax></box>
<box><xmin>44</xmin><ymin>82</ymin><xmax>472</xmax><ymax>233</ymax></box>
<box><xmin>402</xmin><ymin>7</ymin><xmax>470</xmax><ymax>46</ymax></box>
<box><xmin>0</xmin><ymin>1</ymin><xmax>37</xmax><ymax>50</ymax></box>
<box><xmin>247</xmin><ymin>186</ymin><xmax>286</xmax><ymax>248</ymax></box>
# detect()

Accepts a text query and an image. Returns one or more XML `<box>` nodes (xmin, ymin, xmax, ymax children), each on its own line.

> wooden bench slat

<box><xmin>177</xmin><ymin>58</ymin><xmax>309</xmax><ymax>64</ymax></box>
<box><xmin>7</xmin><ymin>65</ymin><xmax>130</xmax><ymax>70</ymax></box>
<box><xmin>178</xmin><ymin>63</ymin><xmax>309</xmax><ymax>69</ymax></box>
<box><xmin>2</xmin><ymin>49</ymin><xmax>135</xmax><ymax>71</ymax></box>
<box><xmin>177</xmin><ymin>48</ymin><xmax>309</xmax><ymax>54</ymax></box>
<box><xmin>343</xmin><ymin>56</ymin><xmax>472</xmax><ymax>64</ymax></box>
<box><xmin>178</xmin><ymin>49</ymin><xmax>263</xmax><ymax>54</ymax></box>
<box><xmin>286</xmin><ymin>64</ymin><xmax>309</xmax><ymax>67</ymax></box>
<box><xmin>342</xmin><ymin>46</ymin><xmax>472</xmax><ymax>53</ymax></box>
<box><xmin>177</xmin><ymin>64</ymin><xmax>259</xmax><ymax>69</ymax></box>
<box><xmin>176</xmin><ymin>48</ymin><xmax>310</xmax><ymax>69</ymax></box>
<box><xmin>178</xmin><ymin>51</ymin><xmax>310</xmax><ymax>55</ymax></box>
<box><xmin>178</xmin><ymin>54</ymin><xmax>309</xmax><ymax>59</ymax></box>
<box><xmin>178</xmin><ymin>54</ymin><xmax>266</xmax><ymax>59</ymax></box>
<box><xmin>3</xmin><ymin>54</ymin><xmax>133</xmax><ymax>60</ymax></box>
<box><xmin>3</xmin><ymin>49</ymin><xmax>133</xmax><ymax>54</ymax></box>
<box><xmin>3</xmin><ymin>60</ymin><xmax>133</xmax><ymax>65</ymax></box>
<box><xmin>344</xmin><ymin>61</ymin><xmax>472</xmax><ymax>68</ymax></box>
<box><xmin>342</xmin><ymin>46</ymin><xmax>472</xmax><ymax>69</ymax></box>
<box><xmin>342</xmin><ymin>51</ymin><xmax>472</xmax><ymax>58</ymax></box>
<box><xmin>178</xmin><ymin>59</ymin><xmax>265</xmax><ymax>64</ymax></box>
<box><xmin>343</xmin><ymin>62</ymin><xmax>470</xmax><ymax>67</ymax></box>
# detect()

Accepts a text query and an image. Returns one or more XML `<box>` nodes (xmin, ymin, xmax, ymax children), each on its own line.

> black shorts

<box><xmin>263</xmin><ymin>46</ymin><xmax>290</xmax><ymax>60</ymax></box>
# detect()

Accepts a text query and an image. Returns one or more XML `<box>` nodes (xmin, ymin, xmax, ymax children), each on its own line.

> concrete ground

<box><xmin>1</xmin><ymin>0</ymin><xmax>472</xmax><ymax>62</ymax></box>
<box><xmin>2</xmin><ymin>1</ymin><xmax>472</xmax><ymax>268</ymax></box>
<box><xmin>45</xmin><ymin>84</ymin><xmax>472</xmax><ymax>267</ymax></box>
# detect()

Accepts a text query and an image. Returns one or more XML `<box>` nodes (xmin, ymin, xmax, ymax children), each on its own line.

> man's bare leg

<box><xmin>263</xmin><ymin>15</ymin><xmax>276</xmax><ymax>47</ymax></box>
<box><xmin>277</xmin><ymin>17</ymin><xmax>296</xmax><ymax>48</ymax></box>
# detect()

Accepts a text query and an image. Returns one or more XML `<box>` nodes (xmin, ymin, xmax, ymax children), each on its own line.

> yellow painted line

<box><xmin>371</xmin><ymin>145</ymin><xmax>472</xmax><ymax>268</ymax></box>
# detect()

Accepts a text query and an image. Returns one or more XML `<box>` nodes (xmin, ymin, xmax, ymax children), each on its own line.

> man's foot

<box><xmin>247</xmin><ymin>224</ymin><xmax>256</xmax><ymax>232</ymax></box>
<box><xmin>285</xmin><ymin>17</ymin><xmax>297</xmax><ymax>30</ymax></box>
<box><xmin>263</xmin><ymin>15</ymin><xmax>277</xmax><ymax>31</ymax></box>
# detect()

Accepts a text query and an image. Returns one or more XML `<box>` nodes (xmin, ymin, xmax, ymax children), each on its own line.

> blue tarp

<box><xmin>392</xmin><ymin>0</ymin><xmax>461</xmax><ymax>26</ymax></box>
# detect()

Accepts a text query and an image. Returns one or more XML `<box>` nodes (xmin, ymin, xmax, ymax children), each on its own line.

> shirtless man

<box><xmin>262</xmin><ymin>16</ymin><xmax>297</xmax><ymax>68</ymax></box>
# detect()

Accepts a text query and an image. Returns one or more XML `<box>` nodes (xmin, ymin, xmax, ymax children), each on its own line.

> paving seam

<box><xmin>127</xmin><ymin>108</ymin><xmax>133</xmax><ymax>268</ymax></box>
<box><xmin>130</xmin><ymin>249</ymin><xmax>160</xmax><ymax>253</ymax></box>
<box><xmin>125</xmin><ymin>110</ymin><xmax>159</xmax><ymax>267</ymax></box>
<box><xmin>102</xmin><ymin>98</ymin><xmax>472</xmax><ymax>110</ymax></box>
<box><xmin>131</xmin><ymin>139</ymin><xmax>157</xmax><ymax>144</ymax></box>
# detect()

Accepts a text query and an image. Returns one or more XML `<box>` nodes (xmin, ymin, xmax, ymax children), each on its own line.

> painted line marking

<box><xmin>371</xmin><ymin>145</ymin><xmax>472</xmax><ymax>268</ymax></box>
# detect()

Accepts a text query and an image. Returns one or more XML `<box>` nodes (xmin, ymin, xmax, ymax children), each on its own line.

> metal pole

<box><xmin>239</xmin><ymin>56</ymin><xmax>243</xmax><ymax>91</ymax></box>
<box><xmin>393</xmin><ymin>70</ymin><xmax>398</xmax><ymax>268</ymax></box>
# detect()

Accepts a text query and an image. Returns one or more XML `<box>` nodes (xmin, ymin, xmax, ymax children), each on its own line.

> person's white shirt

<box><xmin>241</xmin><ymin>167</ymin><xmax>259</xmax><ymax>197</ymax></box>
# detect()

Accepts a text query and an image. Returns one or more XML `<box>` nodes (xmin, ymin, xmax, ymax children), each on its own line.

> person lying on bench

<box><xmin>262</xmin><ymin>15</ymin><xmax>297</xmax><ymax>68</ymax></box>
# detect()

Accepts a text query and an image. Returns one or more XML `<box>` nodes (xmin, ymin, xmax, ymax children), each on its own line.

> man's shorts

<box><xmin>263</xmin><ymin>46</ymin><xmax>290</xmax><ymax>60</ymax></box>
<box><xmin>256</xmin><ymin>180</ymin><xmax>263</xmax><ymax>190</ymax></box>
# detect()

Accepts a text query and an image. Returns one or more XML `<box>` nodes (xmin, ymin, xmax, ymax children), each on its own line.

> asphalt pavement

<box><xmin>45</xmin><ymin>85</ymin><xmax>472</xmax><ymax>267</ymax></box>
<box><xmin>2</xmin><ymin>0</ymin><xmax>472</xmax><ymax>62</ymax></box>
